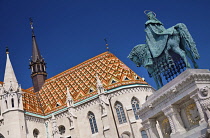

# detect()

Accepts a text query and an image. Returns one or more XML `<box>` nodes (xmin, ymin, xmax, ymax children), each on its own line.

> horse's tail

<box><xmin>176</xmin><ymin>23</ymin><xmax>200</xmax><ymax>59</ymax></box>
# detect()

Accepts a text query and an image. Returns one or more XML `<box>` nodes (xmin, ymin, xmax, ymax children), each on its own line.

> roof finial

<box><xmin>104</xmin><ymin>38</ymin><xmax>109</xmax><ymax>51</ymax></box>
<box><xmin>29</xmin><ymin>17</ymin><xmax>35</xmax><ymax>35</ymax></box>
<box><xmin>6</xmin><ymin>47</ymin><xmax>9</xmax><ymax>54</ymax></box>
<box><xmin>29</xmin><ymin>17</ymin><xmax>33</xmax><ymax>29</ymax></box>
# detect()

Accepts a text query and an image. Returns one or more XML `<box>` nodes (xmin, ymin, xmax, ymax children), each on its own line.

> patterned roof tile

<box><xmin>23</xmin><ymin>52</ymin><xmax>147</xmax><ymax>115</ymax></box>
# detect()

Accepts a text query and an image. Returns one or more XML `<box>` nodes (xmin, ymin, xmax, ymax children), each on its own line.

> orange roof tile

<box><xmin>23</xmin><ymin>52</ymin><xmax>147</xmax><ymax>115</ymax></box>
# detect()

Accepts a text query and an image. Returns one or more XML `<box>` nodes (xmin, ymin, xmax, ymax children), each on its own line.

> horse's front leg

<box><xmin>147</xmin><ymin>67</ymin><xmax>161</xmax><ymax>89</ymax></box>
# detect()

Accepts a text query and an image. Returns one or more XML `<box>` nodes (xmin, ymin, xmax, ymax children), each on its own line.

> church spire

<box><xmin>30</xmin><ymin>18</ymin><xmax>42</xmax><ymax>62</ymax></box>
<box><xmin>29</xmin><ymin>18</ymin><xmax>47</xmax><ymax>92</ymax></box>
<box><xmin>4</xmin><ymin>47</ymin><xmax>18</xmax><ymax>91</ymax></box>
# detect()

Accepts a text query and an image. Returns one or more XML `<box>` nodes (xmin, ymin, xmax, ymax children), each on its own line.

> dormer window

<box><xmin>56</xmin><ymin>103</ymin><xmax>60</xmax><ymax>107</ymax></box>
<box><xmin>111</xmin><ymin>80</ymin><xmax>117</xmax><ymax>84</ymax></box>
<box><xmin>89</xmin><ymin>88</ymin><xmax>94</xmax><ymax>93</ymax></box>
<box><xmin>124</xmin><ymin>77</ymin><xmax>129</xmax><ymax>81</ymax></box>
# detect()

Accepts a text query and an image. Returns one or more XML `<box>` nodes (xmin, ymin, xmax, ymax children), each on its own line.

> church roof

<box><xmin>23</xmin><ymin>52</ymin><xmax>147</xmax><ymax>115</ymax></box>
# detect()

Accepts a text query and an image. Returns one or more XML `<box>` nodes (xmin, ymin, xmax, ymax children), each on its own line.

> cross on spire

<box><xmin>104</xmin><ymin>38</ymin><xmax>109</xmax><ymax>51</ymax></box>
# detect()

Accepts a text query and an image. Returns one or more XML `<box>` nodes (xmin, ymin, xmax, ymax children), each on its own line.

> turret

<box><xmin>29</xmin><ymin>18</ymin><xmax>47</xmax><ymax>92</ymax></box>
<box><xmin>0</xmin><ymin>48</ymin><xmax>26</xmax><ymax>138</ymax></box>
<box><xmin>1</xmin><ymin>48</ymin><xmax>24</xmax><ymax>113</ymax></box>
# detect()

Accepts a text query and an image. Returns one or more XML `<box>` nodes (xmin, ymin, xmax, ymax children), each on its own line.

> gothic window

<box><xmin>145</xmin><ymin>95</ymin><xmax>148</xmax><ymax>101</ymax></box>
<box><xmin>121</xmin><ymin>133</ymin><xmax>130</xmax><ymax>138</ymax></box>
<box><xmin>5</xmin><ymin>100</ymin><xmax>8</xmax><ymax>109</ymax></box>
<box><xmin>121</xmin><ymin>131</ymin><xmax>131</xmax><ymax>138</ymax></box>
<box><xmin>11</xmin><ymin>98</ymin><xmax>14</xmax><ymax>108</ymax></box>
<box><xmin>33</xmin><ymin>128</ymin><xmax>39</xmax><ymax>138</ymax></box>
<box><xmin>131</xmin><ymin>97</ymin><xmax>140</xmax><ymax>120</ymax></box>
<box><xmin>115</xmin><ymin>102</ymin><xmax>127</xmax><ymax>124</ymax></box>
<box><xmin>88</xmin><ymin>112</ymin><xmax>98</xmax><ymax>134</ymax></box>
<box><xmin>58</xmin><ymin>125</ymin><xmax>66</xmax><ymax>135</ymax></box>
<box><xmin>0</xmin><ymin>133</ymin><xmax>5</xmax><ymax>138</ymax></box>
<box><xmin>18</xmin><ymin>99</ymin><xmax>20</xmax><ymax>107</ymax></box>
<box><xmin>37</xmin><ymin>64</ymin><xmax>41</xmax><ymax>72</ymax></box>
<box><xmin>56</xmin><ymin>103</ymin><xmax>60</xmax><ymax>107</ymax></box>
<box><xmin>141</xmin><ymin>130</ymin><xmax>148</xmax><ymax>138</ymax></box>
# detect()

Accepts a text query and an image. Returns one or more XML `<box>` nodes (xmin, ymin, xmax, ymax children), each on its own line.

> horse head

<box><xmin>128</xmin><ymin>44</ymin><xmax>149</xmax><ymax>67</ymax></box>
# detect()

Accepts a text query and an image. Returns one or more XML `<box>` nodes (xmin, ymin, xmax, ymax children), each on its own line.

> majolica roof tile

<box><xmin>23</xmin><ymin>52</ymin><xmax>147</xmax><ymax>115</ymax></box>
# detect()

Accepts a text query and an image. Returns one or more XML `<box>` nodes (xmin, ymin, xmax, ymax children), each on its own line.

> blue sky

<box><xmin>0</xmin><ymin>0</ymin><xmax>209</xmax><ymax>89</ymax></box>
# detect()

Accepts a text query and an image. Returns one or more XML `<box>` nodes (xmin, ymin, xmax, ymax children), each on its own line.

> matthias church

<box><xmin>0</xmin><ymin>19</ymin><xmax>210</xmax><ymax>138</ymax></box>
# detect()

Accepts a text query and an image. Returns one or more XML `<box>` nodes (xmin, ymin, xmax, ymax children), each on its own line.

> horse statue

<box><xmin>128</xmin><ymin>11</ymin><xmax>200</xmax><ymax>89</ymax></box>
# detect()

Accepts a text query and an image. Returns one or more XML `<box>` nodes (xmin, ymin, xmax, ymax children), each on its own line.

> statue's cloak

<box><xmin>145</xmin><ymin>20</ymin><xmax>174</xmax><ymax>58</ymax></box>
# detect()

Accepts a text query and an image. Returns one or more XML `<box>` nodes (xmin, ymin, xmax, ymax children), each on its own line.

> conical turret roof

<box><xmin>32</xmin><ymin>33</ymin><xmax>42</xmax><ymax>62</ymax></box>
<box><xmin>4</xmin><ymin>49</ymin><xmax>18</xmax><ymax>91</ymax></box>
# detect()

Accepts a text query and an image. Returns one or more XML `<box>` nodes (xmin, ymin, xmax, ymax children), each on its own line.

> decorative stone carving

<box><xmin>51</xmin><ymin>114</ymin><xmax>60</xmax><ymax>138</ymax></box>
<box><xmin>190</xmin><ymin>94</ymin><xmax>205</xmax><ymax>125</ymax></box>
<box><xmin>185</xmin><ymin>103</ymin><xmax>200</xmax><ymax>125</ymax></box>
<box><xmin>96</xmin><ymin>74</ymin><xmax>110</xmax><ymax>116</ymax></box>
<box><xmin>161</xmin><ymin>118</ymin><xmax>171</xmax><ymax>138</ymax></box>
<box><xmin>67</xmin><ymin>112</ymin><xmax>77</xmax><ymax>129</ymax></box>
<box><xmin>99</xmin><ymin>94</ymin><xmax>109</xmax><ymax>116</ymax></box>
<box><xmin>65</xmin><ymin>87</ymin><xmax>77</xmax><ymax>129</ymax></box>
<box><xmin>198</xmin><ymin>86</ymin><xmax>210</xmax><ymax>124</ymax></box>
<box><xmin>66</xmin><ymin>87</ymin><xmax>74</xmax><ymax>108</ymax></box>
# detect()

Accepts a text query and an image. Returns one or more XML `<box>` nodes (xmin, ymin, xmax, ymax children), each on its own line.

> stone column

<box><xmin>142</xmin><ymin>119</ymin><xmax>160</xmax><ymax>138</ymax></box>
<box><xmin>190</xmin><ymin>94</ymin><xmax>206</xmax><ymax>124</ymax></box>
<box><xmin>162</xmin><ymin>105</ymin><xmax>186</xmax><ymax>135</ymax></box>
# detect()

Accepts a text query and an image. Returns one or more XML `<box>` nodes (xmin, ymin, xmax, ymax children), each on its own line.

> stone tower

<box><xmin>29</xmin><ymin>19</ymin><xmax>47</xmax><ymax>92</ymax></box>
<box><xmin>0</xmin><ymin>48</ymin><xmax>26</xmax><ymax>138</ymax></box>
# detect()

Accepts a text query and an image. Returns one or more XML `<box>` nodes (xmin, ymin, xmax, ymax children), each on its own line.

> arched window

<box><xmin>141</xmin><ymin>130</ymin><xmax>148</xmax><ymax>138</ymax></box>
<box><xmin>88</xmin><ymin>112</ymin><xmax>98</xmax><ymax>134</ymax></box>
<box><xmin>121</xmin><ymin>131</ymin><xmax>131</xmax><ymax>138</ymax></box>
<box><xmin>0</xmin><ymin>133</ymin><xmax>5</xmax><ymax>138</ymax></box>
<box><xmin>115</xmin><ymin>102</ymin><xmax>127</xmax><ymax>124</ymax></box>
<box><xmin>11</xmin><ymin>98</ymin><xmax>14</xmax><ymax>108</ymax></box>
<box><xmin>58</xmin><ymin>125</ymin><xmax>65</xmax><ymax>135</ymax></box>
<box><xmin>33</xmin><ymin>128</ymin><xmax>39</xmax><ymax>138</ymax></box>
<box><xmin>131</xmin><ymin>97</ymin><xmax>140</xmax><ymax>120</ymax></box>
<box><xmin>5</xmin><ymin>100</ymin><xmax>8</xmax><ymax>109</ymax></box>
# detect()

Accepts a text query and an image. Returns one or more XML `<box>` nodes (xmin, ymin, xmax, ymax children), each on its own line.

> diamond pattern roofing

<box><xmin>23</xmin><ymin>52</ymin><xmax>147</xmax><ymax>115</ymax></box>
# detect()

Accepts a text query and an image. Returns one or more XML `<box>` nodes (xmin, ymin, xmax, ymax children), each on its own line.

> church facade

<box><xmin>0</xmin><ymin>24</ymin><xmax>153</xmax><ymax>138</ymax></box>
